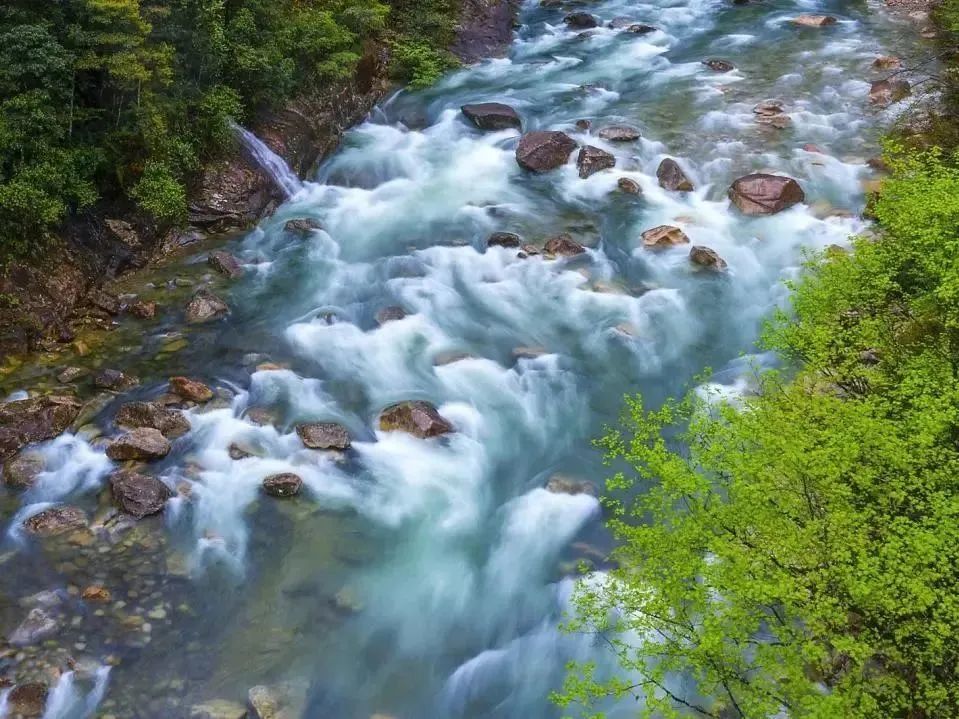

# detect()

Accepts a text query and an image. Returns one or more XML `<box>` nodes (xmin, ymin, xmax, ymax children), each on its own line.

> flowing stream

<box><xmin>0</xmin><ymin>1</ymin><xmax>921</xmax><ymax>717</ymax></box>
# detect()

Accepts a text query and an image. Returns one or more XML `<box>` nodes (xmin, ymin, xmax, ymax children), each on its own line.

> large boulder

<box><xmin>0</xmin><ymin>395</ymin><xmax>81</xmax><ymax>460</ymax></box>
<box><xmin>641</xmin><ymin>225</ymin><xmax>690</xmax><ymax>248</ymax></box>
<box><xmin>208</xmin><ymin>250</ymin><xmax>244</xmax><ymax>279</ymax></box>
<box><xmin>170</xmin><ymin>376</ymin><xmax>214</xmax><ymax>403</ymax></box>
<box><xmin>516</xmin><ymin>131</ymin><xmax>577</xmax><ymax>172</ymax></box>
<box><xmin>296</xmin><ymin>422</ymin><xmax>351</xmax><ymax>450</ymax></box>
<box><xmin>461</xmin><ymin>103</ymin><xmax>522</xmax><ymax>131</ymax></box>
<box><xmin>23</xmin><ymin>506</ymin><xmax>87</xmax><ymax>537</ymax></box>
<box><xmin>109</xmin><ymin>470</ymin><xmax>173</xmax><ymax>517</ymax></box>
<box><xmin>597</xmin><ymin>125</ymin><xmax>640</xmax><ymax>142</ymax></box>
<box><xmin>4</xmin><ymin>451</ymin><xmax>45</xmax><ymax>489</ymax></box>
<box><xmin>656</xmin><ymin>158</ymin><xmax>694</xmax><ymax>191</ymax></box>
<box><xmin>116</xmin><ymin>401</ymin><xmax>190</xmax><ymax>439</ymax></box>
<box><xmin>185</xmin><ymin>290</ymin><xmax>229</xmax><ymax>323</ymax></box>
<box><xmin>105</xmin><ymin>427</ymin><xmax>171</xmax><ymax>461</ymax></box>
<box><xmin>689</xmin><ymin>245</ymin><xmax>728</xmax><ymax>271</ymax></box>
<box><xmin>728</xmin><ymin>174</ymin><xmax>805</xmax><ymax>215</ymax></box>
<box><xmin>869</xmin><ymin>78</ymin><xmax>910</xmax><ymax>106</ymax></box>
<box><xmin>379</xmin><ymin>401</ymin><xmax>453</xmax><ymax>438</ymax></box>
<box><xmin>577</xmin><ymin>145</ymin><xmax>616</xmax><ymax>178</ymax></box>
<box><xmin>262</xmin><ymin>473</ymin><xmax>303</xmax><ymax>498</ymax></box>
<box><xmin>791</xmin><ymin>14</ymin><xmax>837</xmax><ymax>27</ymax></box>
<box><xmin>7</xmin><ymin>682</ymin><xmax>49</xmax><ymax>717</ymax></box>
<box><xmin>564</xmin><ymin>12</ymin><xmax>598</xmax><ymax>28</ymax></box>
<box><xmin>544</xmin><ymin>233</ymin><xmax>587</xmax><ymax>257</ymax></box>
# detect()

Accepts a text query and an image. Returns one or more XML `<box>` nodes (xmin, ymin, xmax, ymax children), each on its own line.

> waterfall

<box><xmin>0</xmin><ymin>687</ymin><xmax>10</xmax><ymax>718</ymax></box>
<box><xmin>40</xmin><ymin>666</ymin><xmax>110</xmax><ymax>719</ymax></box>
<box><xmin>231</xmin><ymin>121</ymin><xmax>303</xmax><ymax>198</ymax></box>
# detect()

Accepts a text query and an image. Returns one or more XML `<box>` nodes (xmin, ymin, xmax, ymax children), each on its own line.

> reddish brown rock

<box><xmin>872</xmin><ymin>55</ymin><xmax>901</xmax><ymax>70</ymax></box>
<box><xmin>109</xmin><ymin>470</ymin><xmax>173</xmax><ymax>517</ymax></box>
<box><xmin>128</xmin><ymin>299</ymin><xmax>157</xmax><ymax>319</ymax></box>
<box><xmin>641</xmin><ymin>225</ymin><xmax>690</xmax><ymax>248</ymax></box>
<box><xmin>379</xmin><ymin>401</ymin><xmax>453</xmax><ymax>438</ymax></box>
<box><xmin>516</xmin><ymin>131</ymin><xmax>577</xmax><ymax>172</ymax></box>
<box><xmin>461</xmin><ymin>103</ymin><xmax>522</xmax><ymax>131</ymax></box>
<box><xmin>791</xmin><ymin>14</ymin><xmax>837</xmax><ymax>27</ymax></box>
<box><xmin>487</xmin><ymin>232</ymin><xmax>522</xmax><ymax>248</ymax></box>
<box><xmin>544</xmin><ymin>234</ymin><xmax>586</xmax><ymax>257</ymax></box>
<box><xmin>656</xmin><ymin>158</ymin><xmax>694</xmax><ymax>191</ymax></box>
<box><xmin>689</xmin><ymin>245</ymin><xmax>728</xmax><ymax>271</ymax></box>
<box><xmin>81</xmin><ymin>585</ymin><xmax>112</xmax><ymax>603</ymax></box>
<box><xmin>869</xmin><ymin>78</ymin><xmax>911</xmax><ymax>106</ymax></box>
<box><xmin>296</xmin><ymin>422</ymin><xmax>351</xmax><ymax>450</ymax></box>
<box><xmin>262</xmin><ymin>473</ymin><xmax>303</xmax><ymax>498</ymax></box>
<box><xmin>577</xmin><ymin>145</ymin><xmax>616</xmax><ymax>178</ymax></box>
<box><xmin>617</xmin><ymin>177</ymin><xmax>642</xmax><ymax>195</ymax></box>
<box><xmin>3</xmin><ymin>451</ymin><xmax>44</xmax><ymax>489</ymax></box>
<box><xmin>170</xmin><ymin>376</ymin><xmax>214</xmax><ymax>403</ymax></box>
<box><xmin>728</xmin><ymin>174</ymin><xmax>805</xmax><ymax>215</ymax></box>
<box><xmin>105</xmin><ymin>428</ymin><xmax>171</xmax><ymax>461</ymax></box>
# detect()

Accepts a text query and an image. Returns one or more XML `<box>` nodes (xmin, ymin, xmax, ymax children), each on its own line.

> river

<box><xmin>0</xmin><ymin>0</ymin><xmax>920</xmax><ymax>717</ymax></box>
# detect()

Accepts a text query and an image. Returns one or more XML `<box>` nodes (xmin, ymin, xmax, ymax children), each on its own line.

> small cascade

<box><xmin>0</xmin><ymin>687</ymin><xmax>10</xmax><ymax>718</ymax></box>
<box><xmin>231</xmin><ymin>121</ymin><xmax>304</xmax><ymax>197</ymax></box>
<box><xmin>40</xmin><ymin>666</ymin><xmax>110</xmax><ymax>719</ymax></box>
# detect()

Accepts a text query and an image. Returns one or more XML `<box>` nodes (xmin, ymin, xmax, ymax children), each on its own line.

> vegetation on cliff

<box><xmin>0</xmin><ymin>0</ymin><xmax>457</xmax><ymax>262</ymax></box>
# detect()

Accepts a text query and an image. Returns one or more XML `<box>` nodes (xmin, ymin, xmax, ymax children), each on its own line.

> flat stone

<box><xmin>461</xmin><ymin>102</ymin><xmax>522</xmax><ymax>131</ymax></box>
<box><xmin>543</xmin><ymin>233</ymin><xmax>586</xmax><ymax>257</ymax></box>
<box><xmin>208</xmin><ymin>250</ymin><xmax>244</xmax><ymax>279</ymax></box>
<box><xmin>379</xmin><ymin>401</ymin><xmax>453</xmax><ymax>438</ymax></box>
<box><xmin>262</xmin><ymin>473</ymin><xmax>303</xmax><ymax>498</ymax></box>
<box><xmin>296</xmin><ymin>422</ymin><xmax>351</xmax><ymax>450</ymax></box>
<box><xmin>106</xmin><ymin>428</ymin><xmax>171</xmax><ymax>461</ymax></box>
<box><xmin>791</xmin><ymin>14</ymin><xmax>837</xmax><ymax>27</ymax></box>
<box><xmin>23</xmin><ymin>506</ymin><xmax>87</xmax><ymax>537</ymax></box>
<box><xmin>190</xmin><ymin>699</ymin><xmax>249</xmax><ymax>719</ymax></box>
<box><xmin>116</xmin><ymin>401</ymin><xmax>190</xmax><ymax>439</ymax></box>
<box><xmin>128</xmin><ymin>299</ymin><xmax>157</xmax><ymax>319</ymax></box>
<box><xmin>170</xmin><ymin>376</ymin><xmax>214</xmax><ymax>402</ymax></box>
<box><xmin>57</xmin><ymin>366</ymin><xmax>86</xmax><ymax>383</ymax></box>
<box><xmin>546</xmin><ymin>474</ymin><xmax>598</xmax><ymax>496</ymax></box>
<box><xmin>597</xmin><ymin>125</ymin><xmax>640</xmax><ymax>142</ymax></box>
<box><xmin>626</xmin><ymin>24</ymin><xmax>657</xmax><ymax>33</ymax></box>
<box><xmin>110</xmin><ymin>470</ymin><xmax>173</xmax><ymax>517</ymax></box>
<box><xmin>8</xmin><ymin>682</ymin><xmax>48</xmax><ymax>717</ymax></box>
<box><xmin>641</xmin><ymin>225</ymin><xmax>690</xmax><ymax>248</ymax></box>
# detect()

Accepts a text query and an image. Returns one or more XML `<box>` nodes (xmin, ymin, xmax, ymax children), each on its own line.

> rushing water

<box><xmin>0</xmin><ymin>0</ymin><xmax>921</xmax><ymax>717</ymax></box>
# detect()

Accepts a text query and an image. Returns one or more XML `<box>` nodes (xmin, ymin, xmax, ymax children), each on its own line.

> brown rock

<box><xmin>4</xmin><ymin>451</ymin><xmax>45</xmax><ymax>489</ymax></box>
<box><xmin>728</xmin><ymin>174</ymin><xmax>805</xmax><ymax>215</ymax></box>
<box><xmin>543</xmin><ymin>233</ymin><xmax>586</xmax><ymax>257</ymax></box>
<box><xmin>375</xmin><ymin>306</ymin><xmax>407</xmax><ymax>325</ymax></box>
<box><xmin>185</xmin><ymin>290</ymin><xmax>229</xmax><ymax>323</ymax></box>
<box><xmin>129</xmin><ymin>299</ymin><xmax>157</xmax><ymax>319</ymax></box>
<box><xmin>461</xmin><ymin>103</ymin><xmax>522</xmax><ymax>131</ymax></box>
<box><xmin>170</xmin><ymin>376</ymin><xmax>214</xmax><ymax>402</ymax></box>
<box><xmin>702</xmin><ymin>58</ymin><xmax>734</xmax><ymax>72</ymax></box>
<box><xmin>754</xmin><ymin>99</ymin><xmax>790</xmax><ymax>128</ymax></box>
<box><xmin>487</xmin><ymin>232</ymin><xmax>522</xmax><ymax>248</ymax></box>
<box><xmin>284</xmin><ymin>218</ymin><xmax>323</xmax><ymax>234</ymax></box>
<box><xmin>106</xmin><ymin>428</ymin><xmax>171</xmax><ymax>461</ymax></box>
<box><xmin>516</xmin><ymin>131</ymin><xmax>577</xmax><ymax>172</ymax></box>
<box><xmin>109</xmin><ymin>470</ymin><xmax>173</xmax><ymax>517</ymax></box>
<box><xmin>262</xmin><ymin>473</ymin><xmax>303</xmax><ymax>498</ymax></box>
<box><xmin>656</xmin><ymin>158</ymin><xmax>694</xmax><ymax>191</ymax></box>
<box><xmin>641</xmin><ymin>225</ymin><xmax>690</xmax><ymax>248</ymax></box>
<box><xmin>546</xmin><ymin>474</ymin><xmax>598</xmax><ymax>496</ymax></box>
<box><xmin>869</xmin><ymin>78</ymin><xmax>910</xmax><ymax>106</ymax></box>
<box><xmin>208</xmin><ymin>250</ymin><xmax>244</xmax><ymax>279</ymax></box>
<box><xmin>689</xmin><ymin>245</ymin><xmax>728</xmax><ymax>271</ymax></box>
<box><xmin>379</xmin><ymin>401</ymin><xmax>453</xmax><ymax>438</ymax></box>
<box><xmin>575</xmin><ymin>119</ymin><xmax>591</xmax><ymax>130</ymax></box>
<box><xmin>296</xmin><ymin>422</ymin><xmax>351</xmax><ymax>450</ymax></box>
<box><xmin>23</xmin><ymin>506</ymin><xmax>87</xmax><ymax>537</ymax></box>
<box><xmin>8</xmin><ymin>682</ymin><xmax>48</xmax><ymax>718</ymax></box>
<box><xmin>872</xmin><ymin>55</ymin><xmax>901</xmax><ymax>70</ymax></box>
<box><xmin>564</xmin><ymin>12</ymin><xmax>598</xmax><ymax>28</ymax></box>
<box><xmin>597</xmin><ymin>125</ymin><xmax>640</xmax><ymax>142</ymax></box>
<box><xmin>617</xmin><ymin>177</ymin><xmax>642</xmax><ymax>195</ymax></box>
<box><xmin>81</xmin><ymin>585</ymin><xmax>112</xmax><ymax>603</ymax></box>
<box><xmin>0</xmin><ymin>395</ymin><xmax>81</xmax><ymax>460</ymax></box>
<box><xmin>791</xmin><ymin>14</ymin><xmax>837</xmax><ymax>27</ymax></box>
<box><xmin>116</xmin><ymin>401</ymin><xmax>190</xmax><ymax>438</ymax></box>
<box><xmin>93</xmin><ymin>368</ymin><xmax>139</xmax><ymax>391</ymax></box>
<box><xmin>577</xmin><ymin>145</ymin><xmax>616</xmax><ymax>178</ymax></box>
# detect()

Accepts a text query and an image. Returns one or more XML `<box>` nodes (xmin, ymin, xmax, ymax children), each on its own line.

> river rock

<box><xmin>110</xmin><ymin>470</ymin><xmax>173</xmax><ymax>517</ymax></box>
<box><xmin>626</xmin><ymin>24</ymin><xmax>657</xmax><ymax>34</ymax></box>
<box><xmin>284</xmin><ymin>218</ymin><xmax>322</xmax><ymax>234</ymax></box>
<box><xmin>190</xmin><ymin>699</ymin><xmax>249</xmax><ymax>719</ymax></box>
<box><xmin>8</xmin><ymin>607</ymin><xmax>61</xmax><ymax>646</ymax></box>
<box><xmin>81</xmin><ymin>585</ymin><xmax>112</xmax><ymax>603</ymax></box>
<box><xmin>702</xmin><ymin>58</ymin><xmax>734</xmax><ymax>72</ymax></box>
<box><xmin>656</xmin><ymin>158</ymin><xmax>694</xmax><ymax>191</ymax></box>
<box><xmin>577</xmin><ymin>145</ymin><xmax>616</xmax><ymax>178</ymax></box>
<box><xmin>754</xmin><ymin>100</ymin><xmax>790</xmax><ymax>128</ymax></box>
<box><xmin>4</xmin><ymin>451</ymin><xmax>44</xmax><ymax>489</ymax></box>
<box><xmin>641</xmin><ymin>225</ymin><xmax>690</xmax><ymax>248</ymax></box>
<box><xmin>208</xmin><ymin>250</ymin><xmax>244</xmax><ymax>279</ymax></box>
<box><xmin>185</xmin><ymin>290</ymin><xmax>229</xmax><ymax>323</ymax></box>
<box><xmin>869</xmin><ymin>78</ymin><xmax>910</xmax><ymax>106</ymax></box>
<box><xmin>105</xmin><ymin>428</ymin><xmax>171</xmax><ymax>461</ymax></box>
<box><xmin>7</xmin><ymin>682</ymin><xmax>48</xmax><ymax>717</ymax></box>
<box><xmin>564</xmin><ymin>12</ymin><xmax>597</xmax><ymax>28</ymax></box>
<box><xmin>375</xmin><ymin>306</ymin><xmax>407</xmax><ymax>325</ymax></box>
<box><xmin>56</xmin><ymin>366</ymin><xmax>85</xmax><ymax>383</ymax></box>
<box><xmin>487</xmin><ymin>232</ymin><xmax>522</xmax><ymax>248</ymax></box>
<box><xmin>546</xmin><ymin>474</ymin><xmax>598</xmax><ymax>496</ymax></box>
<box><xmin>379</xmin><ymin>401</ymin><xmax>453</xmax><ymax>438</ymax></box>
<box><xmin>544</xmin><ymin>233</ymin><xmax>586</xmax><ymax>256</ymax></box>
<box><xmin>598</xmin><ymin>125</ymin><xmax>640</xmax><ymax>142</ymax></box>
<box><xmin>248</xmin><ymin>685</ymin><xmax>296</xmax><ymax>719</ymax></box>
<box><xmin>0</xmin><ymin>396</ymin><xmax>80</xmax><ymax>460</ymax></box>
<box><xmin>93</xmin><ymin>368</ymin><xmax>140</xmax><ymax>391</ymax></box>
<box><xmin>296</xmin><ymin>422</ymin><xmax>351</xmax><ymax>450</ymax></box>
<box><xmin>791</xmin><ymin>14</ymin><xmax>837</xmax><ymax>27</ymax></box>
<box><xmin>116</xmin><ymin>401</ymin><xmax>190</xmax><ymax>439</ymax></box>
<box><xmin>617</xmin><ymin>177</ymin><xmax>642</xmax><ymax>195</ymax></box>
<box><xmin>461</xmin><ymin>103</ymin><xmax>522</xmax><ymax>131</ymax></box>
<box><xmin>23</xmin><ymin>506</ymin><xmax>87</xmax><ymax>537</ymax></box>
<box><xmin>690</xmin><ymin>245</ymin><xmax>728</xmax><ymax>271</ymax></box>
<box><xmin>515</xmin><ymin>131</ymin><xmax>577</xmax><ymax>172</ymax></box>
<box><xmin>129</xmin><ymin>299</ymin><xmax>157</xmax><ymax>319</ymax></box>
<box><xmin>262</xmin><ymin>473</ymin><xmax>303</xmax><ymax>498</ymax></box>
<box><xmin>170</xmin><ymin>376</ymin><xmax>214</xmax><ymax>403</ymax></box>
<box><xmin>872</xmin><ymin>55</ymin><xmax>901</xmax><ymax>70</ymax></box>
<box><xmin>728</xmin><ymin>173</ymin><xmax>805</xmax><ymax>215</ymax></box>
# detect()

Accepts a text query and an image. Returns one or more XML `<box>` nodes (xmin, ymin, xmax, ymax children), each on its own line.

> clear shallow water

<box><xmin>0</xmin><ymin>0</ymin><xmax>920</xmax><ymax>717</ymax></box>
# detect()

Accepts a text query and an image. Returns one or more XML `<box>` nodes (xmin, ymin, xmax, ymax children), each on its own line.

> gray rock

<box><xmin>564</xmin><ymin>12</ymin><xmax>598</xmax><ymax>28</ymax></box>
<box><xmin>105</xmin><ymin>428</ymin><xmax>171</xmax><ymax>461</ymax></box>
<box><xmin>375</xmin><ymin>306</ymin><xmax>407</xmax><ymax>325</ymax></box>
<box><xmin>689</xmin><ymin>245</ymin><xmax>728</xmax><ymax>271</ymax></box>
<box><xmin>702</xmin><ymin>58</ymin><xmax>734</xmax><ymax>72</ymax></box>
<box><xmin>110</xmin><ymin>470</ymin><xmax>173</xmax><ymax>518</ymax></box>
<box><xmin>296</xmin><ymin>422</ymin><xmax>351</xmax><ymax>451</ymax></box>
<box><xmin>283</xmin><ymin>218</ymin><xmax>322</xmax><ymax>235</ymax></box>
<box><xmin>487</xmin><ymin>232</ymin><xmax>522</xmax><ymax>248</ymax></box>
<box><xmin>461</xmin><ymin>103</ymin><xmax>522</xmax><ymax>131</ymax></box>
<box><xmin>597</xmin><ymin>125</ymin><xmax>640</xmax><ymax>142</ymax></box>
<box><xmin>116</xmin><ymin>401</ymin><xmax>190</xmax><ymax>439</ymax></box>
<box><xmin>93</xmin><ymin>368</ymin><xmax>139</xmax><ymax>391</ymax></box>
<box><xmin>546</xmin><ymin>474</ymin><xmax>598</xmax><ymax>496</ymax></box>
<box><xmin>208</xmin><ymin>250</ymin><xmax>244</xmax><ymax>279</ymax></box>
<box><xmin>23</xmin><ymin>506</ymin><xmax>87</xmax><ymax>537</ymax></box>
<box><xmin>9</xmin><ymin>608</ymin><xmax>61</xmax><ymax>646</ymax></box>
<box><xmin>3</xmin><ymin>451</ymin><xmax>45</xmax><ymax>489</ymax></box>
<box><xmin>185</xmin><ymin>290</ymin><xmax>229</xmax><ymax>323</ymax></box>
<box><xmin>577</xmin><ymin>145</ymin><xmax>616</xmax><ymax>178</ymax></box>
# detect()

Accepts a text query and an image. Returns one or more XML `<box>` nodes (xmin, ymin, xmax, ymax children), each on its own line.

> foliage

<box><xmin>555</xmin><ymin>151</ymin><xmax>959</xmax><ymax>717</ymax></box>
<box><xmin>391</xmin><ymin>38</ymin><xmax>458</xmax><ymax>88</ymax></box>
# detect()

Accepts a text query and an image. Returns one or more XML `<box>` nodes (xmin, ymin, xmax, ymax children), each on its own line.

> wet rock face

<box><xmin>461</xmin><ymin>102</ymin><xmax>522</xmax><ymax>131</ymax></box>
<box><xmin>110</xmin><ymin>470</ymin><xmax>173</xmax><ymax>518</ymax></box>
<box><xmin>564</xmin><ymin>12</ymin><xmax>598</xmax><ymax>28</ymax></box>
<box><xmin>641</xmin><ymin>225</ymin><xmax>690</xmax><ymax>248</ymax></box>
<box><xmin>0</xmin><ymin>395</ymin><xmax>81</xmax><ymax>459</ymax></box>
<box><xmin>689</xmin><ymin>245</ymin><xmax>728</xmax><ymax>271</ymax></box>
<box><xmin>487</xmin><ymin>232</ymin><xmax>522</xmax><ymax>248</ymax></box>
<box><xmin>728</xmin><ymin>173</ymin><xmax>805</xmax><ymax>215</ymax></box>
<box><xmin>23</xmin><ymin>506</ymin><xmax>87</xmax><ymax>537</ymax></box>
<box><xmin>208</xmin><ymin>250</ymin><xmax>244</xmax><ymax>279</ymax></box>
<box><xmin>8</xmin><ymin>682</ymin><xmax>49</xmax><ymax>717</ymax></box>
<box><xmin>515</xmin><ymin>130</ymin><xmax>577</xmax><ymax>172</ymax></box>
<box><xmin>869</xmin><ymin>78</ymin><xmax>910</xmax><ymax>106</ymax></box>
<box><xmin>262</xmin><ymin>472</ymin><xmax>303</xmax><ymax>498</ymax></box>
<box><xmin>597</xmin><ymin>125</ymin><xmax>640</xmax><ymax>142</ymax></box>
<box><xmin>185</xmin><ymin>289</ymin><xmax>229</xmax><ymax>323</ymax></box>
<box><xmin>170</xmin><ymin>376</ymin><xmax>214</xmax><ymax>403</ymax></box>
<box><xmin>283</xmin><ymin>218</ymin><xmax>323</xmax><ymax>235</ymax></box>
<box><xmin>296</xmin><ymin>422</ymin><xmax>351</xmax><ymax>450</ymax></box>
<box><xmin>577</xmin><ymin>145</ymin><xmax>616</xmax><ymax>178</ymax></box>
<box><xmin>3</xmin><ymin>451</ymin><xmax>45</xmax><ymax>489</ymax></box>
<box><xmin>656</xmin><ymin>158</ymin><xmax>694</xmax><ymax>191</ymax></box>
<box><xmin>106</xmin><ymin>427</ymin><xmax>172</xmax><ymax>461</ymax></box>
<box><xmin>543</xmin><ymin>233</ymin><xmax>586</xmax><ymax>257</ymax></box>
<box><xmin>379</xmin><ymin>401</ymin><xmax>454</xmax><ymax>438</ymax></box>
<box><xmin>116</xmin><ymin>401</ymin><xmax>190</xmax><ymax>439</ymax></box>
<box><xmin>93</xmin><ymin>368</ymin><xmax>140</xmax><ymax>392</ymax></box>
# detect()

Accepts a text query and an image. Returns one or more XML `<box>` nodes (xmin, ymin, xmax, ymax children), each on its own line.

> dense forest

<box><xmin>0</xmin><ymin>0</ymin><xmax>456</xmax><ymax>261</ymax></box>
<box><xmin>555</xmin><ymin>5</ymin><xmax>959</xmax><ymax>718</ymax></box>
